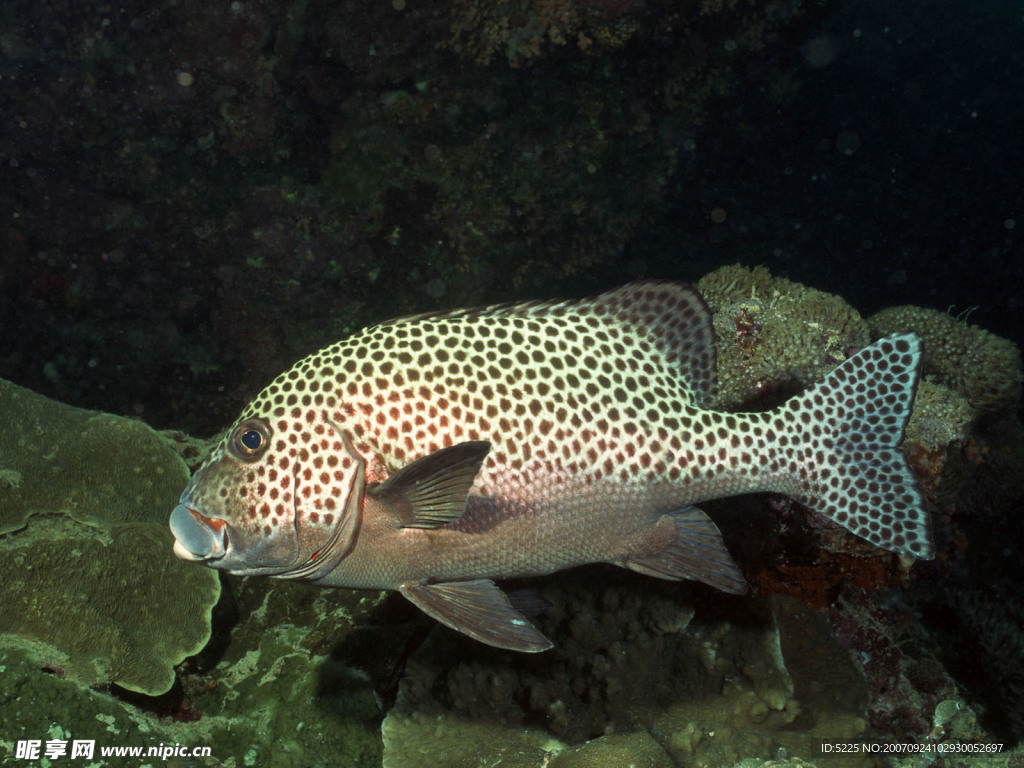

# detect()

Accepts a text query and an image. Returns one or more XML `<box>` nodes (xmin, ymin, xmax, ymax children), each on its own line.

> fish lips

<box><xmin>170</xmin><ymin>504</ymin><xmax>229</xmax><ymax>563</ymax></box>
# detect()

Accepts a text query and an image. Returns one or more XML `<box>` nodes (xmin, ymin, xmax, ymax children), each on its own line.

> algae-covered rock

<box><xmin>382</xmin><ymin>706</ymin><xmax>563</xmax><ymax>768</ymax></box>
<box><xmin>0</xmin><ymin>378</ymin><xmax>220</xmax><ymax>695</ymax></box>
<box><xmin>868</xmin><ymin>305</ymin><xmax>1023</xmax><ymax>414</ymax></box>
<box><xmin>550</xmin><ymin>732</ymin><xmax>675</xmax><ymax>768</ymax></box>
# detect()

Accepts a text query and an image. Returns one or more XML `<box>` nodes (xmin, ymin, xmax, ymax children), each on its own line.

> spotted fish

<box><xmin>170</xmin><ymin>281</ymin><xmax>933</xmax><ymax>651</ymax></box>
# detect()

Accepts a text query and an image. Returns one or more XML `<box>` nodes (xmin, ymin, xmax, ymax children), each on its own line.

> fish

<box><xmin>170</xmin><ymin>281</ymin><xmax>933</xmax><ymax>652</ymax></box>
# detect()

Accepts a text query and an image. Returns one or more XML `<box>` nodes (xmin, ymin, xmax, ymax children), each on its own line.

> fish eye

<box><xmin>230</xmin><ymin>418</ymin><xmax>272</xmax><ymax>461</ymax></box>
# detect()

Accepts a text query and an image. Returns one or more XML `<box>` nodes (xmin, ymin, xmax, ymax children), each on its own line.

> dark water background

<box><xmin>0</xmin><ymin>0</ymin><xmax>1019</xmax><ymax>434</ymax></box>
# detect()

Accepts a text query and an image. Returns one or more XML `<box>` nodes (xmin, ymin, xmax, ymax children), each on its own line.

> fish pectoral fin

<box><xmin>370</xmin><ymin>441</ymin><xmax>491</xmax><ymax>529</ymax></box>
<box><xmin>621</xmin><ymin>506</ymin><xmax>748</xmax><ymax>595</ymax></box>
<box><xmin>400</xmin><ymin>579</ymin><xmax>553</xmax><ymax>653</ymax></box>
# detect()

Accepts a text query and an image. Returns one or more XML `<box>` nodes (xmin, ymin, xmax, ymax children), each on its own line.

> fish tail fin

<box><xmin>784</xmin><ymin>332</ymin><xmax>934</xmax><ymax>559</ymax></box>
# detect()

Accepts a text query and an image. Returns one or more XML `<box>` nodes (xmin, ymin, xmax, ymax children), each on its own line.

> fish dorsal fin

<box><xmin>370</xmin><ymin>441</ymin><xmax>491</xmax><ymax>529</ymax></box>
<box><xmin>400</xmin><ymin>579</ymin><xmax>553</xmax><ymax>652</ymax></box>
<box><xmin>592</xmin><ymin>281</ymin><xmax>718</xmax><ymax>408</ymax></box>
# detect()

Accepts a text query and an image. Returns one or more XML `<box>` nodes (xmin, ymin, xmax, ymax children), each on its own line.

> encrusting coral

<box><xmin>868</xmin><ymin>305</ymin><xmax>1023</xmax><ymax>415</ymax></box>
<box><xmin>696</xmin><ymin>264</ymin><xmax>871</xmax><ymax>410</ymax></box>
<box><xmin>0</xmin><ymin>378</ymin><xmax>221</xmax><ymax>695</ymax></box>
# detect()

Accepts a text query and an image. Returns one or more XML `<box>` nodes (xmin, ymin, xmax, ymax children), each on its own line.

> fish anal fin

<box><xmin>621</xmin><ymin>506</ymin><xmax>748</xmax><ymax>595</ymax></box>
<box><xmin>371</xmin><ymin>441</ymin><xmax>490</xmax><ymax>529</ymax></box>
<box><xmin>400</xmin><ymin>579</ymin><xmax>553</xmax><ymax>652</ymax></box>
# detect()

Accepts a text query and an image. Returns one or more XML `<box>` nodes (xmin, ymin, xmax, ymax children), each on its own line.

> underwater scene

<box><xmin>0</xmin><ymin>0</ymin><xmax>1022</xmax><ymax>766</ymax></box>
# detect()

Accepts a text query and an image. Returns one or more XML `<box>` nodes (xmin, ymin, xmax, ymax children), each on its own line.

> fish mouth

<box><xmin>170</xmin><ymin>504</ymin><xmax>229</xmax><ymax>563</ymax></box>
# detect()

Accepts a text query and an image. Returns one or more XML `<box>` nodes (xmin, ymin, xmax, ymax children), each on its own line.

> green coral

<box><xmin>191</xmin><ymin>621</ymin><xmax>383</xmax><ymax>768</ymax></box>
<box><xmin>0</xmin><ymin>378</ymin><xmax>220</xmax><ymax>695</ymax></box>
<box><xmin>868</xmin><ymin>305</ymin><xmax>1023</xmax><ymax>414</ymax></box>
<box><xmin>697</xmin><ymin>264</ymin><xmax>871</xmax><ymax>409</ymax></box>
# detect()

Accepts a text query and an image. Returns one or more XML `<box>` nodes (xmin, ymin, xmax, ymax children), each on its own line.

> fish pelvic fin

<box><xmin>621</xmin><ymin>506</ymin><xmax>748</xmax><ymax>594</ymax></box>
<box><xmin>400</xmin><ymin>579</ymin><xmax>553</xmax><ymax>652</ymax></box>
<box><xmin>785</xmin><ymin>331</ymin><xmax>934</xmax><ymax>559</ymax></box>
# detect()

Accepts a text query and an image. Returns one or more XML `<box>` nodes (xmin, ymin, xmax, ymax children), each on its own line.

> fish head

<box><xmin>170</xmin><ymin>412</ymin><xmax>366</xmax><ymax>581</ymax></box>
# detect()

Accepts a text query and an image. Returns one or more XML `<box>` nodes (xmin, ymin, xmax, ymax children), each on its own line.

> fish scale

<box><xmin>171</xmin><ymin>281</ymin><xmax>933</xmax><ymax>652</ymax></box>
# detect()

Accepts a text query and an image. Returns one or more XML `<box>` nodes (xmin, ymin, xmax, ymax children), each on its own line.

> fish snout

<box><xmin>170</xmin><ymin>504</ymin><xmax>229</xmax><ymax>562</ymax></box>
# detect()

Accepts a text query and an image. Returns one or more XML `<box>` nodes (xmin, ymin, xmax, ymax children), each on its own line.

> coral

<box><xmin>0</xmin><ymin>378</ymin><xmax>220</xmax><ymax>695</ymax></box>
<box><xmin>900</xmin><ymin>379</ymin><xmax>973</xmax><ymax>496</ymax></box>
<box><xmin>0</xmin><ymin>596</ymin><xmax>387</xmax><ymax>767</ymax></box>
<box><xmin>381</xmin><ymin>570</ymin><xmax>877</xmax><ymax>768</ymax></box>
<box><xmin>189</xmin><ymin>621</ymin><xmax>384</xmax><ymax>766</ymax></box>
<box><xmin>382</xmin><ymin>708</ymin><xmax>562</xmax><ymax>768</ymax></box>
<box><xmin>697</xmin><ymin>265</ymin><xmax>871</xmax><ymax>410</ymax></box>
<box><xmin>868</xmin><ymin>305</ymin><xmax>1023</xmax><ymax>415</ymax></box>
<box><xmin>0</xmin><ymin>518</ymin><xmax>216</xmax><ymax>696</ymax></box>
<box><xmin>903</xmin><ymin>381</ymin><xmax>973</xmax><ymax>458</ymax></box>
